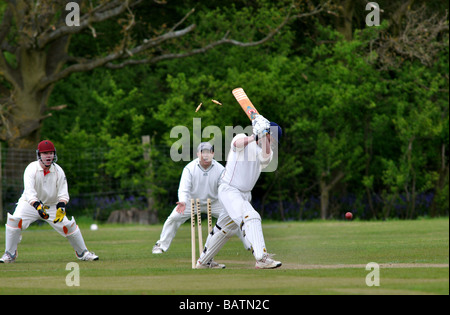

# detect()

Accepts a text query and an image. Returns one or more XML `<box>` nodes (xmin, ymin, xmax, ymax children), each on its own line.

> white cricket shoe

<box><xmin>152</xmin><ymin>243</ymin><xmax>164</xmax><ymax>254</ymax></box>
<box><xmin>196</xmin><ymin>259</ymin><xmax>226</xmax><ymax>269</ymax></box>
<box><xmin>255</xmin><ymin>253</ymin><xmax>282</xmax><ymax>269</ymax></box>
<box><xmin>76</xmin><ymin>250</ymin><xmax>99</xmax><ymax>261</ymax></box>
<box><xmin>0</xmin><ymin>251</ymin><xmax>17</xmax><ymax>264</ymax></box>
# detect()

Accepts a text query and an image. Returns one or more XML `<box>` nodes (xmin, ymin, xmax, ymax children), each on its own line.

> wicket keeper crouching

<box><xmin>0</xmin><ymin>140</ymin><xmax>98</xmax><ymax>263</ymax></box>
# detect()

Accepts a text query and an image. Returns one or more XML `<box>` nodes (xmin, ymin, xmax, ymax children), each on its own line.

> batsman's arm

<box><xmin>233</xmin><ymin>134</ymin><xmax>256</xmax><ymax>150</ymax></box>
<box><xmin>259</xmin><ymin>135</ymin><xmax>273</xmax><ymax>165</ymax></box>
<box><xmin>233</xmin><ymin>116</ymin><xmax>271</xmax><ymax>150</ymax></box>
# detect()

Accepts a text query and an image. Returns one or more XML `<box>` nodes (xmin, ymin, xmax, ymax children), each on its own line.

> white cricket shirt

<box><xmin>177</xmin><ymin>158</ymin><xmax>225</xmax><ymax>205</ymax></box>
<box><xmin>18</xmin><ymin>161</ymin><xmax>70</xmax><ymax>206</ymax></box>
<box><xmin>220</xmin><ymin>134</ymin><xmax>273</xmax><ymax>192</ymax></box>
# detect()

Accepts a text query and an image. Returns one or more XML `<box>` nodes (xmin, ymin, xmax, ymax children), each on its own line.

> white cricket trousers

<box><xmin>156</xmin><ymin>200</ymin><xmax>223</xmax><ymax>252</ymax></box>
<box><xmin>4</xmin><ymin>200</ymin><xmax>88</xmax><ymax>257</ymax></box>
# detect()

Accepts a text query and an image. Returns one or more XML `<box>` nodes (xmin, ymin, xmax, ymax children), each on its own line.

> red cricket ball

<box><xmin>345</xmin><ymin>212</ymin><xmax>353</xmax><ymax>220</ymax></box>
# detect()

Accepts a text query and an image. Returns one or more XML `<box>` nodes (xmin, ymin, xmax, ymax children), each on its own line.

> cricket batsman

<box><xmin>196</xmin><ymin>115</ymin><xmax>282</xmax><ymax>269</ymax></box>
<box><xmin>0</xmin><ymin>140</ymin><xmax>98</xmax><ymax>263</ymax></box>
<box><xmin>152</xmin><ymin>142</ymin><xmax>250</xmax><ymax>263</ymax></box>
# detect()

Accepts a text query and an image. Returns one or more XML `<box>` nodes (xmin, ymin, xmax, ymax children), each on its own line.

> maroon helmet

<box><xmin>36</xmin><ymin>140</ymin><xmax>58</xmax><ymax>165</ymax></box>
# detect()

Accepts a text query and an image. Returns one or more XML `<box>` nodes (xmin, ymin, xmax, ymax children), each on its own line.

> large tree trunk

<box><xmin>319</xmin><ymin>171</ymin><xmax>345</xmax><ymax>219</ymax></box>
<box><xmin>9</xmin><ymin>90</ymin><xmax>46</xmax><ymax>149</ymax></box>
<box><xmin>2</xmin><ymin>36</ymin><xmax>69</xmax><ymax>148</ymax></box>
<box><xmin>334</xmin><ymin>0</ymin><xmax>355</xmax><ymax>41</ymax></box>
<box><xmin>319</xmin><ymin>180</ymin><xmax>330</xmax><ymax>220</ymax></box>
<box><xmin>4</xmin><ymin>82</ymin><xmax>51</xmax><ymax>149</ymax></box>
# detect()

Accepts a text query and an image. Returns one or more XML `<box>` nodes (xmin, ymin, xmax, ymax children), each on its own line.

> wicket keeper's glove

<box><xmin>33</xmin><ymin>201</ymin><xmax>49</xmax><ymax>220</ymax></box>
<box><xmin>53</xmin><ymin>202</ymin><xmax>67</xmax><ymax>223</ymax></box>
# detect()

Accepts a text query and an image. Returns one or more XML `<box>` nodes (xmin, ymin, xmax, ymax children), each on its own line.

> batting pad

<box><xmin>198</xmin><ymin>226</ymin><xmax>232</xmax><ymax>265</ymax></box>
<box><xmin>5</xmin><ymin>226</ymin><xmax>21</xmax><ymax>256</ymax></box>
<box><xmin>5</xmin><ymin>213</ymin><xmax>22</xmax><ymax>255</ymax></box>
<box><xmin>243</xmin><ymin>210</ymin><xmax>267</xmax><ymax>261</ymax></box>
<box><xmin>64</xmin><ymin>218</ymin><xmax>87</xmax><ymax>255</ymax></box>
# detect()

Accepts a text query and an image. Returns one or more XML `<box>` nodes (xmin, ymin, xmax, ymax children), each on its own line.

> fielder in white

<box><xmin>196</xmin><ymin>115</ymin><xmax>282</xmax><ymax>269</ymax></box>
<box><xmin>0</xmin><ymin>140</ymin><xmax>98</xmax><ymax>263</ymax></box>
<box><xmin>152</xmin><ymin>142</ymin><xmax>250</xmax><ymax>264</ymax></box>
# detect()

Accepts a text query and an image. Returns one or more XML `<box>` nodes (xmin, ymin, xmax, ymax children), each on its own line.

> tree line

<box><xmin>1</xmin><ymin>1</ymin><xmax>448</xmax><ymax>220</ymax></box>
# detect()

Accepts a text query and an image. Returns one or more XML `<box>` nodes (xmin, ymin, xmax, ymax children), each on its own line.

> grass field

<box><xmin>0</xmin><ymin>217</ymin><xmax>448</xmax><ymax>296</ymax></box>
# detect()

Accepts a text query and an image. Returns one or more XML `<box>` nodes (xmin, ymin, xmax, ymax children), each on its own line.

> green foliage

<box><xmin>39</xmin><ymin>2</ymin><xmax>448</xmax><ymax>221</ymax></box>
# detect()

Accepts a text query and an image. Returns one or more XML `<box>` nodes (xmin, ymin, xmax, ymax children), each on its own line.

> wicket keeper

<box><xmin>1</xmin><ymin>140</ymin><xmax>98</xmax><ymax>263</ymax></box>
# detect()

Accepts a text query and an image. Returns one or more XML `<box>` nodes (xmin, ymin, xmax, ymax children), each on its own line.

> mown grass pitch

<box><xmin>0</xmin><ymin>218</ymin><xmax>448</xmax><ymax>295</ymax></box>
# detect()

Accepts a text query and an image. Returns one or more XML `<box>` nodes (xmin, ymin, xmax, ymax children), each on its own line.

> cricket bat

<box><xmin>232</xmin><ymin>88</ymin><xmax>259</xmax><ymax>121</ymax></box>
